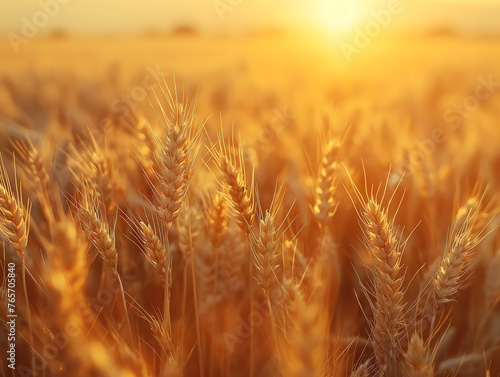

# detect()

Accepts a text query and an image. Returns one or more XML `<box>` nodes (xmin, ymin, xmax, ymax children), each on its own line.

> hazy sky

<box><xmin>2</xmin><ymin>0</ymin><xmax>500</xmax><ymax>36</ymax></box>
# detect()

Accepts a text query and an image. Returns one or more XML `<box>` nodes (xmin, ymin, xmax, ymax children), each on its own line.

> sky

<box><xmin>1</xmin><ymin>0</ymin><xmax>500</xmax><ymax>37</ymax></box>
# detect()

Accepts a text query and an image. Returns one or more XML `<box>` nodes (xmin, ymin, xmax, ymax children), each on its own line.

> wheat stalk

<box><xmin>73</xmin><ymin>181</ymin><xmax>135</xmax><ymax>346</ymax></box>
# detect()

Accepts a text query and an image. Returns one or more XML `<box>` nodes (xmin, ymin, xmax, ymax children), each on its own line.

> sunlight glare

<box><xmin>322</xmin><ymin>0</ymin><xmax>366</xmax><ymax>34</ymax></box>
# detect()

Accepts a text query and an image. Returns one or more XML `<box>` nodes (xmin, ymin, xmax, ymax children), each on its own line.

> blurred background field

<box><xmin>2</xmin><ymin>1</ymin><xmax>500</xmax><ymax>376</ymax></box>
<box><xmin>1</xmin><ymin>32</ymin><xmax>500</xmax><ymax>183</ymax></box>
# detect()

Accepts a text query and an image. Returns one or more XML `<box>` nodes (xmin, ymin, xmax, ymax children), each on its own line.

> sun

<box><xmin>322</xmin><ymin>0</ymin><xmax>368</xmax><ymax>34</ymax></box>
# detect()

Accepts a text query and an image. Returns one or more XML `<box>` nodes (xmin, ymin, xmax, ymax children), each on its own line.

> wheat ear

<box><xmin>148</xmin><ymin>83</ymin><xmax>201</xmax><ymax>230</ymax></box>
<box><xmin>367</xmin><ymin>199</ymin><xmax>406</xmax><ymax>376</ymax></box>
<box><xmin>139</xmin><ymin>220</ymin><xmax>169</xmax><ymax>281</ymax></box>
<box><xmin>205</xmin><ymin>192</ymin><xmax>228</xmax><ymax>249</ymax></box>
<box><xmin>69</xmin><ymin>128</ymin><xmax>125</xmax><ymax>217</ymax></box>
<box><xmin>351</xmin><ymin>362</ymin><xmax>370</xmax><ymax>377</ymax></box>
<box><xmin>211</xmin><ymin>128</ymin><xmax>255</xmax><ymax>233</ymax></box>
<box><xmin>11</xmin><ymin>138</ymin><xmax>51</xmax><ymax>216</ymax></box>
<box><xmin>74</xmin><ymin>182</ymin><xmax>135</xmax><ymax>345</ymax></box>
<box><xmin>429</xmin><ymin>196</ymin><xmax>489</xmax><ymax>333</ymax></box>
<box><xmin>0</xmin><ymin>154</ymin><xmax>31</xmax><ymax>261</ymax></box>
<box><xmin>313</xmin><ymin>138</ymin><xmax>340</xmax><ymax>227</ymax></box>
<box><xmin>402</xmin><ymin>333</ymin><xmax>434</xmax><ymax>377</ymax></box>
<box><xmin>348</xmin><ymin>171</ymin><xmax>406</xmax><ymax>377</ymax></box>
<box><xmin>0</xmin><ymin>153</ymin><xmax>34</xmax><ymax>369</ymax></box>
<box><xmin>250</xmin><ymin>210</ymin><xmax>283</xmax><ymax>297</ymax></box>
<box><xmin>75</xmin><ymin>181</ymin><xmax>118</xmax><ymax>269</ymax></box>
<box><xmin>280</xmin><ymin>280</ymin><xmax>327</xmax><ymax>377</ymax></box>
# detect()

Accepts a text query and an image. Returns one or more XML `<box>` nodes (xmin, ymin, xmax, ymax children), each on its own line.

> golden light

<box><xmin>322</xmin><ymin>0</ymin><xmax>368</xmax><ymax>34</ymax></box>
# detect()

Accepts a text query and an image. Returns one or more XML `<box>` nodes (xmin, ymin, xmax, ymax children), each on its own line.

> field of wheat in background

<box><xmin>1</xmin><ymin>12</ymin><xmax>500</xmax><ymax>377</ymax></box>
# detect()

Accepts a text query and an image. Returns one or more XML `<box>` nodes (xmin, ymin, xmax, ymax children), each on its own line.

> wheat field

<box><xmin>1</xmin><ymin>34</ymin><xmax>500</xmax><ymax>377</ymax></box>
